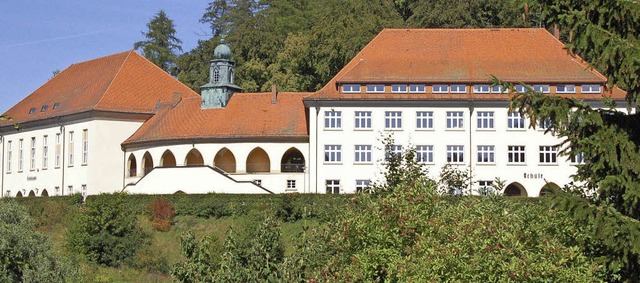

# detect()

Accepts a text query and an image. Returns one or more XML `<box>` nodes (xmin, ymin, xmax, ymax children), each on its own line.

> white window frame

<box><xmin>82</xmin><ymin>184</ymin><xmax>87</xmax><ymax>199</ymax></box>
<box><xmin>508</xmin><ymin>145</ymin><xmax>526</xmax><ymax>164</ymax></box>
<box><xmin>477</xmin><ymin>145</ymin><xmax>495</xmax><ymax>164</ymax></box>
<box><xmin>391</xmin><ymin>84</ymin><xmax>408</xmax><ymax>93</ymax></box>
<box><xmin>581</xmin><ymin>84</ymin><xmax>601</xmax><ymax>93</ymax></box>
<box><xmin>355</xmin><ymin>179</ymin><xmax>370</xmax><ymax>193</ymax></box>
<box><xmin>473</xmin><ymin>84</ymin><xmax>490</xmax><ymax>93</ymax></box>
<box><xmin>409</xmin><ymin>84</ymin><xmax>426</xmax><ymax>93</ymax></box>
<box><xmin>385</xmin><ymin>144</ymin><xmax>403</xmax><ymax>160</ymax></box>
<box><xmin>446</xmin><ymin>145</ymin><xmax>464</xmax><ymax>164</ymax></box>
<box><xmin>354</xmin><ymin>145</ymin><xmax>372</xmax><ymax>164</ymax></box>
<box><xmin>366</xmin><ymin>84</ymin><xmax>384</xmax><ymax>93</ymax></box>
<box><xmin>476</xmin><ymin>111</ymin><xmax>494</xmax><ymax>129</ymax></box>
<box><xmin>324</xmin><ymin>111</ymin><xmax>342</xmax><ymax>129</ymax></box>
<box><xmin>539</xmin><ymin>146</ymin><xmax>558</xmax><ymax>164</ymax></box>
<box><xmin>432</xmin><ymin>84</ymin><xmax>448</xmax><ymax>93</ymax></box>
<box><xmin>287</xmin><ymin>180</ymin><xmax>296</xmax><ymax>189</ymax></box>
<box><xmin>82</xmin><ymin>129</ymin><xmax>88</xmax><ymax>165</ymax></box>
<box><xmin>68</xmin><ymin>131</ymin><xmax>74</xmax><ymax>167</ymax></box>
<box><xmin>446</xmin><ymin>111</ymin><xmax>464</xmax><ymax>129</ymax></box>
<box><xmin>54</xmin><ymin>186</ymin><xmax>60</xmax><ymax>196</ymax></box>
<box><xmin>507</xmin><ymin>112</ymin><xmax>526</xmax><ymax>129</ymax></box>
<box><xmin>385</xmin><ymin>111</ymin><xmax>402</xmax><ymax>130</ymax></box>
<box><xmin>324</xmin><ymin>145</ymin><xmax>342</xmax><ymax>163</ymax></box>
<box><xmin>478</xmin><ymin>180</ymin><xmax>494</xmax><ymax>193</ymax></box>
<box><xmin>416</xmin><ymin>145</ymin><xmax>434</xmax><ymax>163</ymax></box>
<box><xmin>42</xmin><ymin>135</ymin><xmax>48</xmax><ymax>169</ymax></box>
<box><xmin>68</xmin><ymin>185</ymin><xmax>73</xmax><ymax>195</ymax></box>
<box><xmin>515</xmin><ymin>85</ymin><xmax>527</xmax><ymax>93</ymax></box>
<box><xmin>341</xmin><ymin>84</ymin><xmax>361</xmax><ymax>93</ymax></box>
<box><xmin>539</xmin><ymin>118</ymin><xmax>552</xmax><ymax>131</ymax></box>
<box><xmin>354</xmin><ymin>111</ymin><xmax>372</xmax><ymax>130</ymax></box>
<box><xmin>30</xmin><ymin>137</ymin><xmax>36</xmax><ymax>171</ymax></box>
<box><xmin>416</xmin><ymin>111</ymin><xmax>434</xmax><ymax>130</ymax></box>
<box><xmin>491</xmin><ymin>85</ymin><xmax>505</xmax><ymax>94</ymax></box>
<box><xmin>6</xmin><ymin>141</ymin><xmax>11</xmax><ymax>173</ymax></box>
<box><xmin>571</xmin><ymin>152</ymin><xmax>585</xmax><ymax>164</ymax></box>
<box><xmin>450</xmin><ymin>84</ymin><xmax>467</xmax><ymax>93</ymax></box>
<box><xmin>18</xmin><ymin>139</ymin><xmax>23</xmax><ymax>172</ymax></box>
<box><xmin>533</xmin><ymin>85</ymin><xmax>550</xmax><ymax>93</ymax></box>
<box><xmin>556</xmin><ymin>85</ymin><xmax>576</xmax><ymax>93</ymax></box>
<box><xmin>326</xmin><ymin>180</ymin><xmax>340</xmax><ymax>194</ymax></box>
<box><xmin>55</xmin><ymin>133</ymin><xmax>61</xmax><ymax>168</ymax></box>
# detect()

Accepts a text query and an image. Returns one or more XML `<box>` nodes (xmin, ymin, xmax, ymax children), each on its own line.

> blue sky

<box><xmin>0</xmin><ymin>0</ymin><xmax>211</xmax><ymax>113</ymax></box>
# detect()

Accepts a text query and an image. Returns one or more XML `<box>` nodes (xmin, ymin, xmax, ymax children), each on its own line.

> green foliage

<box><xmin>407</xmin><ymin>0</ymin><xmax>539</xmax><ymax>28</ymax></box>
<box><xmin>66</xmin><ymin>193</ymin><xmax>148</xmax><ymax>267</ymax></box>
<box><xmin>147</xmin><ymin>197</ymin><xmax>176</xmax><ymax>232</ymax></box>
<box><xmin>134</xmin><ymin>10</ymin><xmax>183</xmax><ymax>75</ymax></box>
<box><xmin>0</xmin><ymin>201</ymin><xmax>81</xmax><ymax>282</ymax></box>
<box><xmin>438</xmin><ymin>164</ymin><xmax>472</xmax><ymax>195</ymax></box>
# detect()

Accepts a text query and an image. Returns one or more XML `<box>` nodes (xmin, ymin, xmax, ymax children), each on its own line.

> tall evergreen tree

<box><xmin>134</xmin><ymin>10</ymin><xmax>183</xmax><ymax>75</ymax></box>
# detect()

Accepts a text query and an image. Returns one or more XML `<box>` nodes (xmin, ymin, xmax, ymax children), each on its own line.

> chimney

<box><xmin>553</xmin><ymin>24</ymin><xmax>560</xmax><ymax>39</ymax></box>
<box><xmin>271</xmin><ymin>84</ymin><xmax>277</xmax><ymax>104</ymax></box>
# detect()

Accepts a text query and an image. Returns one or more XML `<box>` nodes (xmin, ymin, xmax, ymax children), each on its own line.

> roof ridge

<box><xmin>544</xmin><ymin>31</ymin><xmax>608</xmax><ymax>82</ymax></box>
<box><xmin>93</xmin><ymin>50</ymin><xmax>134</xmax><ymax>110</ymax></box>
<box><xmin>381</xmin><ymin>28</ymin><xmax>547</xmax><ymax>32</ymax></box>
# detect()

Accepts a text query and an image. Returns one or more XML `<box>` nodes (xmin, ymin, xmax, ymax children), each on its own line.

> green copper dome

<box><xmin>213</xmin><ymin>43</ymin><xmax>232</xmax><ymax>59</ymax></box>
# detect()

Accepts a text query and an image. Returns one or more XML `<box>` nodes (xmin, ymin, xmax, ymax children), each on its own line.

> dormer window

<box><xmin>533</xmin><ymin>85</ymin><xmax>550</xmax><ymax>94</ymax></box>
<box><xmin>581</xmin><ymin>84</ymin><xmax>601</xmax><ymax>93</ymax></box>
<box><xmin>391</xmin><ymin>85</ymin><xmax>408</xmax><ymax>93</ymax></box>
<box><xmin>556</xmin><ymin>85</ymin><xmax>576</xmax><ymax>93</ymax></box>
<box><xmin>52</xmin><ymin>102</ymin><xmax>60</xmax><ymax>109</ymax></box>
<box><xmin>342</xmin><ymin>84</ymin><xmax>361</xmax><ymax>93</ymax></box>
<box><xmin>473</xmin><ymin>84</ymin><xmax>490</xmax><ymax>93</ymax></box>
<box><xmin>366</xmin><ymin>84</ymin><xmax>384</xmax><ymax>93</ymax></box>
<box><xmin>29</xmin><ymin>107</ymin><xmax>36</xmax><ymax>114</ymax></box>
<box><xmin>432</xmin><ymin>85</ymin><xmax>448</xmax><ymax>93</ymax></box>
<box><xmin>41</xmin><ymin>105</ymin><xmax>48</xmax><ymax>112</ymax></box>
<box><xmin>450</xmin><ymin>84</ymin><xmax>467</xmax><ymax>93</ymax></box>
<box><xmin>515</xmin><ymin>85</ymin><xmax>527</xmax><ymax>93</ymax></box>
<box><xmin>213</xmin><ymin>67</ymin><xmax>220</xmax><ymax>83</ymax></box>
<box><xmin>491</xmin><ymin>85</ymin><xmax>505</xmax><ymax>93</ymax></box>
<box><xmin>409</xmin><ymin>84</ymin><xmax>426</xmax><ymax>93</ymax></box>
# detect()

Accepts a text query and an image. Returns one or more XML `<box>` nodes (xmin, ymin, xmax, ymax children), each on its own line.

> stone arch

<box><xmin>41</xmin><ymin>189</ymin><xmax>49</xmax><ymax>197</ymax></box>
<box><xmin>28</xmin><ymin>190</ymin><xmax>36</xmax><ymax>197</ymax></box>
<box><xmin>540</xmin><ymin>182</ymin><xmax>560</xmax><ymax>197</ymax></box>
<box><xmin>246</xmin><ymin>147</ymin><xmax>270</xmax><ymax>173</ymax></box>
<box><xmin>503</xmin><ymin>182</ymin><xmax>528</xmax><ymax>197</ymax></box>
<box><xmin>161</xmin><ymin>150</ymin><xmax>176</xmax><ymax>167</ymax></box>
<box><xmin>185</xmin><ymin>148</ymin><xmax>204</xmax><ymax>166</ymax></box>
<box><xmin>174</xmin><ymin>190</ymin><xmax>186</xmax><ymax>194</ymax></box>
<box><xmin>142</xmin><ymin>151</ymin><xmax>154</xmax><ymax>175</ymax></box>
<box><xmin>281</xmin><ymin>147</ymin><xmax>305</xmax><ymax>172</ymax></box>
<box><xmin>127</xmin><ymin>154</ymin><xmax>137</xmax><ymax>177</ymax></box>
<box><xmin>15</xmin><ymin>191</ymin><xmax>23</xmax><ymax>198</ymax></box>
<box><xmin>214</xmin><ymin>148</ymin><xmax>236</xmax><ymax>173</ymax></box>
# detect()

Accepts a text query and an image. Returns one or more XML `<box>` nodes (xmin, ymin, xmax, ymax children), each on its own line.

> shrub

<box><xmin>147</xmin><ymin>198</ymin><xmax>175</xmax><ymax>232</ymax></box>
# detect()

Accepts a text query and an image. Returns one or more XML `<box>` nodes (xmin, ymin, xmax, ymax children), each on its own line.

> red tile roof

<box><xmin>309</xmin><ymin>28</ymin><xmax>626</xmax><ymax>100</ymax></box>
<box><xmin>0</xmin><ymin>51</ymin><xmax>199</xmax><ymax>127</ymax></box>
<box><xmin>123</xmin><ymin>92</ymin><xmax>309</xmax><ymax>146</ymax></box>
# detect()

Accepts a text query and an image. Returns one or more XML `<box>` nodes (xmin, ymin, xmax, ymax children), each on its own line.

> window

<box><xmin>416</xmin><ymin>145</ymin><xmax>434</xmax><ymax>163</ymax></box>
<box><xmin>447</xmin><ymin>145</ymin><xmax>464</xmax><ymax>163</ymax></box>
<box><xmin>508</xmin><ymin>146</ymin><xmax>526</xmax><ymax>163</ymax></box>
<box><xmin>324</xmin><ymin>145</ymin><xmax>342</xmax><ymax>163</ymax></box>
<box><xmin>6</xmin><ymin>141</ymin><xmax>11</xmax><ymax>173</ymax></box>
<box><xmin>41</xmin><ymin>105</ymin><xmax>48</xmax><ymax>112</ymax></box>
<box><xmin>253</xmin><ymin>179</ymin><xmax>262</xmax><ymax>186</ymax></box>
<box><xmin>473</xmin><ymin>84</ymin><xmax>490</xmax><ymax>93</ymax></box>
<box><xmin>354</xmin><ymin>145</ymin><xmax>372</xmax><ymax>163</ymax></box>
<box><xmin>515</xmin><ymin>85</ymin><xmax>527</xmax><ymax>93</ymax></box>
<box><xmin>68</xmin><ymin>131</ymin><xmax>74</xmax><ymax>166</ymax></box>
<box><xmin>29</xmin><ymin>107</ymin><xmax>36</xmax><ymax>114</ymax></box>
<box><xmin>556</xmin><ymin>85</ymin><xmax>576</xmax><ymax>93</ymax></box>
<box><xmin>287</xmin><ymin>180</ymin><xmax>296</xmax><ymax>189</ymax></box>
<box><xmin>342</xmin><ymin>84</ymin><xmax>361</xmax><ymax>93</ymax></box>
<box><xmin>68</xmin><ymin>185</ymin><xmax>73</xmax><ymax>195</ymax></box>
<box><xmin>539</xmin><ymin>146</ymin><xmax>558</xmax><ymax>164</ymax></box>
<box><xmin>213</xmin><ymin>67</ymin><xmax>220</xmax><ymax>82</ymax></box>
<box><xmin>324</xmin><ymin>111</ymin><xmax>342</xmax><ymax>129</ymax></box>
<box><xmin>450</xmin><ymin>84</ymin><xmax>467</xmax><ymax>93</ymax></box>
<box><xmin>385</xmin><ymin>145</ymin><xmax>403</xmax><ymax>160</ymax></box>
<box><xmin>82</xmin><ymin>129</ymin><xmax>88</xmax><ymax>164</ymax></box>
<box><xmin>52</xmin><ymin>102</ymin><xmax>60</xmax><ymax>109</ymax></box>
<box><xmin>82</xmin><ymin>184</ymin><xmax>87</xmax><ymax>199</ymax></box>
<box><xmin>385</xmin><ymin>111</ymin><xmax>402</xmax><ymax>129</ymax></box>
<box><xmin>507</xmin><ymin>112</ymin><xmax>525</xmax><ymax>129</ymax></box>
<box><xmin>30</xmin><ymin>137</ymin><xmax>36</xmax><ymax>171</ymax></box>
<box><xmin>356</xmin><ymin>179</ymin><xmax>370</xmax><ymax>193</ymax></box>
<box><xmin>18</xmin><ymin>139</ymin><xmax>23</xmax><ymax>172</ymax></box>
<box><xmin>478</xmin><ymin>180</ymin><xmax>494</xmax><ymax>194</ymax></box>
<box><xmin>476</xmin><ymin>111</ymin><xmax>494</xmax><ymax>129</ymax></box>
<box><xmin>354</xmin><ymin>111</ymin><xmax>372</xmax><ymax>129</ymax></box>
<box><xmin>446</xmin><ymin>111</ymin><xmax>464</xmax><ymax>129</ymax></box>
<box><xmin>539</xmin><ymin>118</ymin><xmax>552</xmax><ymax>130</ymax></box>
<box><xmin>581</xmin><ymin>84</ymin><xmax>601</xmax><ymax>93</ymax></box>
<box><xmin>491</xmin><ymin>85</ymin><xmax>505</xmax><ymax>93</ymax></box>
<box><xmin>42</xmin><ymin>135</ymin><xmax>48</xmax><ymax>169</ymax></box>
<box><xmin>366</xmin><ymin>84</ymin><xmax>384</xmax><ymax>93</ymax></box>
<box><xmin>416</xmin><ymin>111</ymin><xmax>433</xmax><ymax>129</ymax></box>
<box><xmin>571</xmin><ymin>152</ymin><xmax>585</xmax><ymax>164</ymax></box>
<box><xmin>391</xmin><ymin>85</ymin><xmax>408</xmax><ymax>93</ymax></box>
<box><xmin>432</xmin><ymin>84</ymin><xmax>448</xmax><ymax>93</ymax></box>
<box><xmin>54</xmin><ymin>187</ymin><xmax>60</xmax><ymax>196</ymax></box>
<box><xmin>477</xmin><ymin>145</ymin><xmax>495</xmax><ymax>163</ymax></box>
<box><xmin>55</xmin><ymin>133</ymin><xmax>61</xmax><ymax>168</ymax></box>
<box><xmin>533</xmin><ymin>85</ymin><xmax>550</xmax><ymax>93</ymax></box>
<box><xmin>409</xmin><ymin>84</ymin><xmax>426</xmax><ymax>93</ymax></box>
<box><xmin>326</xmin><ymin>180</ymin><xmax>340</xmax><ymax>194</ymax></box>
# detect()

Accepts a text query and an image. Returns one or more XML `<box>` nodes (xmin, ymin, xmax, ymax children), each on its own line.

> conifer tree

<box><xmin>134</xmin><ymin>10</ymin><xmax>183</xmax><ymax>76</ymax></box>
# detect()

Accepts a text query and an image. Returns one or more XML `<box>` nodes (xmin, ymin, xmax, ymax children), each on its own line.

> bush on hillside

<box><xmin>147</xmin><ymin>197</ymin><xmax>175</xmax><ymax>231</ymax></box>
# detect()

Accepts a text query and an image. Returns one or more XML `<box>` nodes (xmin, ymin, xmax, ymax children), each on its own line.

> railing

<box><xmin>281</xmin><ymin>163</ymin><xmax>304</xmax><ymax>173</ymax></box>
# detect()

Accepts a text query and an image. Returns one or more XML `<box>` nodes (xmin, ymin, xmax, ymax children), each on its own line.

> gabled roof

<box><xmin>309</xmin><ymin>28</ymin><xmax>625</xmax><ymax>100</ymax></box>
<box><xmin>123</xmin><ymin>92</ymin><xmax>309</xmax><ymax>146</ymax></box>
<box><xmin>0</xmin><ymin>51</ymin><xmax>199</xmax><ymax>127</ymax></box>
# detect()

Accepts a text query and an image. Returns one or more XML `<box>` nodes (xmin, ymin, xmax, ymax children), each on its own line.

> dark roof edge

<box><xmin>122</xmin><ymin>136</ymin><xmax>309</xmax><ymax>150</ymax></box>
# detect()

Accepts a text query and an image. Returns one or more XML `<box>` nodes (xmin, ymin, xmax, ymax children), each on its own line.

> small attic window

<box><xmin>41</xmin><ymin>105</ymin><xmax>49</xmax><ymax>112</ymax></box>
<box><xmin>29</xmin><ymin>107</ymin><xmax>36</xmax><ymax>114</ymax></box>
<box><xmin>52</xmin><ymin>102</ymin><xmax>61</xmax><ymax>109</ymax></box>
<box><xmin>342</xmin><ymin>84</ymin><xmax>361</xmax><ymax>93</ymax></box>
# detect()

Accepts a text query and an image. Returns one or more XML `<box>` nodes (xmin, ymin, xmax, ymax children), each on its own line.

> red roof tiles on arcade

<box><xmin>123</xmin><ymin>92</ymin><xmax>310</xmax><ymax>146</ymax></box>
<box><xmin>0</xmin><ymin>51</ymin><xmax>199</xmax><ymax>127</ymax></box>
